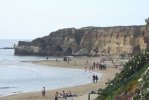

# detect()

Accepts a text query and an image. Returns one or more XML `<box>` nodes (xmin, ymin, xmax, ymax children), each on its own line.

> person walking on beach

<box><xmin>92</xmin><ymin>75</ymin><xmax>95</xmax><ymax>83</ymax></box>
<box><xmin>42</xmin><ymin>86</ymin><xmax>46</xmax><ymax>98</ymax></box>
<box><xmin>95</xmin><ymin>75</ymin><xmax>98</xmax><ymax>83</ymax></box>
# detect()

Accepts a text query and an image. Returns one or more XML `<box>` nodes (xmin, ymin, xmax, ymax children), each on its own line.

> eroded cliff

<box><xmin>14</xmin><ymin>25</ymin><xmax>149</xmax><ymax>56</ymax></box>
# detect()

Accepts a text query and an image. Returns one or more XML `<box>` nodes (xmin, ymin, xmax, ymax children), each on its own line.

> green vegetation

<box><xmin>96</xmin><ymin>50</ymin><xmax>149</xmax><ymax>100</ymax></box>
<box><xmin>145</xmin><ymin>18</ymin><xmax>149</xmax><ymax>25</ymax></box>
<box><xmin>133</xmin><ymin>66</ymin><xmax>149</xmax><ymax>100</ymax></box>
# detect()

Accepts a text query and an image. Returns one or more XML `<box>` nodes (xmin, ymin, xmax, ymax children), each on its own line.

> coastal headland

<box><xmin>14</xmin><ymin>25</ymin><xmax>149</xmax><ymax>56</ymax></box>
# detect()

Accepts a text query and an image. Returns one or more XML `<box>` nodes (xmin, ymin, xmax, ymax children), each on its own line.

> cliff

<box><xmin>14</xmin><ymin>25</ymin><xmax>149</xmax><ymax>56</ymax></box>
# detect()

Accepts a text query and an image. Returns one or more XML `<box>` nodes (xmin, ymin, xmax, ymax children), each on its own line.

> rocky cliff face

<box><xmin>14</xmin><ymin>25</ymin><xmax>149</xmax><ymax>56</ymax></box>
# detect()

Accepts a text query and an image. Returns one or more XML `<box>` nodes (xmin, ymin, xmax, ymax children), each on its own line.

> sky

<box><xmin>0</xmin><ymin>0</ymin><xmax>149</xmax><ymax>39</ymax></box>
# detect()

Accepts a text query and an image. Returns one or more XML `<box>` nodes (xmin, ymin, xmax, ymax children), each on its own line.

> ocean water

<box><xmin>0</xmin><ymin>39</ymin><xmax>101</xmax><ymax>97</ymax></box>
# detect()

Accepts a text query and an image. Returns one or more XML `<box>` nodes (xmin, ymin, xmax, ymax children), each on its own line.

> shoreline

<box><xmin>0</xmin><ymin>56</ymin><xmax>122</xmax><ymax>100</ymax></box>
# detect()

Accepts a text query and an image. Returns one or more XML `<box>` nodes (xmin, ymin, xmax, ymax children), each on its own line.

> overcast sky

<box><xmin>0</xmin><ymin>0</ymin><xmax>149</xmax><ymax>39</ymax></box>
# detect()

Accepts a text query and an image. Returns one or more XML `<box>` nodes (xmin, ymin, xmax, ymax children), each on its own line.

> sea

<box><xmin>0</xmin><ymin>39</ymin><xmax>101</xmax><ymax>97</ymax></box>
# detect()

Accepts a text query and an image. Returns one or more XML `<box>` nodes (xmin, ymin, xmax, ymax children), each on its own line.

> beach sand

<box><xmin>0</xmin><ymin>56</ymin><xmax>122</xmax><ymax>100</ymax></box>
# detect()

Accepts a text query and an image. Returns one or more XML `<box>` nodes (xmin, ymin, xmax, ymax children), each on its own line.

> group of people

<box><xmin>55</xmin><ymin>90</ymin><xmax>75</xmax><ymax>100</ymax></box>
<box><xmin>63</xmin><ymin>56</ymin><xmax>72</xmax><ymax>63</ymax></box>
<box><xmin>42</xmin><ymin>87</ymin><xmax>74</xmax><ymax>100</ymax></box>
<box><xmin>84</xmin><ymin>60</ymin><xmax>107</xmax><ymax>72</ymax></box>
<box><xmin>92</xmin><ymin>74</ymin><xmax>98</xmax><ymax>83</ymax></box>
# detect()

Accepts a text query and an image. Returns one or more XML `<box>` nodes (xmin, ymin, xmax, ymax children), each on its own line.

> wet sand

<box><xmin>0</xmin><ymin>56</ymin><xmax>122</xmax><ymax>100</ymax></box>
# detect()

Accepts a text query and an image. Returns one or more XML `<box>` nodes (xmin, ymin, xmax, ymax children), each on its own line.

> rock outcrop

<box><xmin>14</xmin><ymin>25</ymin><xmax>149</xmax><ymax>56</ymax></box>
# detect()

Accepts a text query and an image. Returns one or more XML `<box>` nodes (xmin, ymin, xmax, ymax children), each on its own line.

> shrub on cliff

<box><xmin>145</xmin><ymin>18</ymin><xmax>149</xmax><ymax>25</ymax></box>
<box><xmin>96</xmin><ymin>49</ymin><xmax>149</xmax><ymax>100</ymax></box>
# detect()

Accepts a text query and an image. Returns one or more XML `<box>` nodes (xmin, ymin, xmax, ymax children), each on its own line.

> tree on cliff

<box><xmin>145</xmin><ymin>18</ymin><xmax>149</xmax><ymax>25</ymax></box>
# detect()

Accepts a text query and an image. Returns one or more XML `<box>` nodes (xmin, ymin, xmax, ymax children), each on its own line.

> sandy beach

<box><xmin>0</xmin><ymin>56</ymin><xmax>122</xmax><ymax>100</ymax></box>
